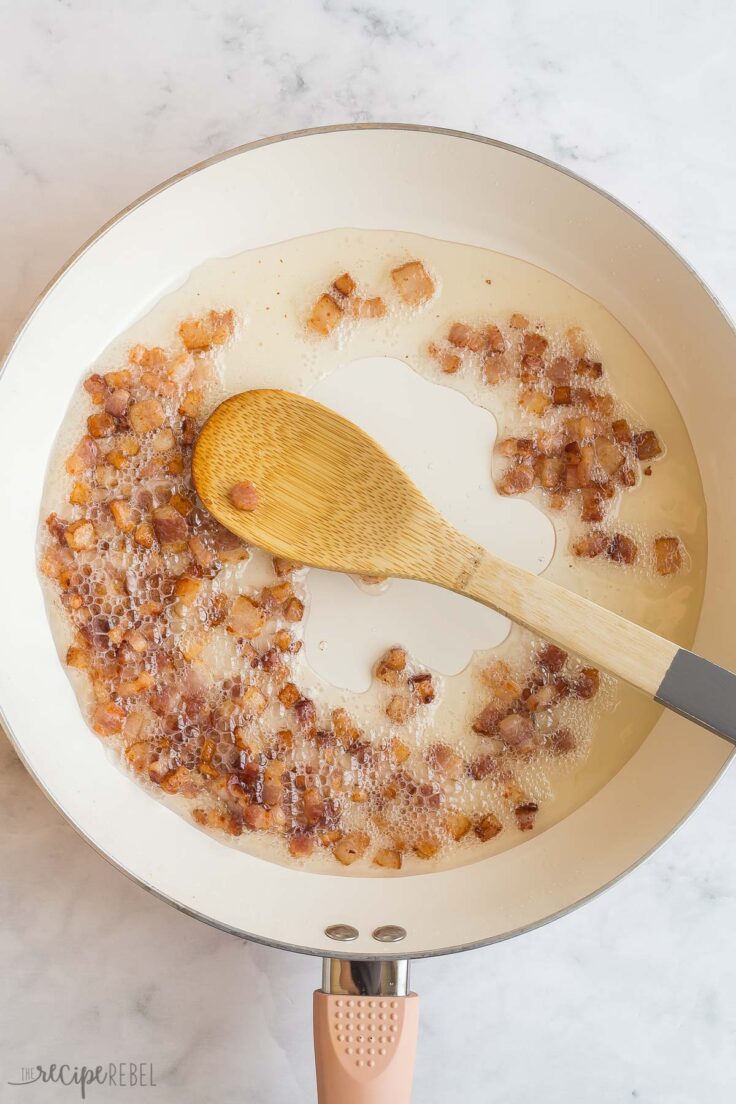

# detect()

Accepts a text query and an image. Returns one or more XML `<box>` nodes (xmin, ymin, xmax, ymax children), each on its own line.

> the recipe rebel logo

<box><xmin>7</xmin><ymin>1063</ymin><xmax>157</xmax><ymax>1098</ymax></box>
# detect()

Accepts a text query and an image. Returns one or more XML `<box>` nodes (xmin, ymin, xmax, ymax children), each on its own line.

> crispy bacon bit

<box><xmin>386</xmin><ymin>695</ymin><xmax>414</xmax><ymax>724</ymax></box>
<box><xmin>580</xmin><ymin>486</ymin><xmax>604</xmax><ymax>523</ymax></box>
<box><xmin>482</xmin><ymin>660</ymin><xmax>521</xmax><ymax>704</ymax></box>
<box><xmin>595</xmin><ymin>437</ymin><xmax>624</xmax><ymax>476</ymax></box>
<box><xmin>228</xmin><ymin>595</ymin><xmax>267</xmax><ymax>639</ymax></box>
<box><xmin>84</xmin><ymin>373</ymin><xmax>107</xmax><ymax>404</ymax></box>
<box><xmin>575</xmin><ymin>357</ymin><xmax>602</xmax><ymax>379</ymax></box>
<box><xmin>445</xmin><ymin>811</ymin><xmax>472</xmax><ymax>841</ymax></box>
<box><xmin>179</xmin><ymin>310</ymin><xmax>235</xmax><ymax>351</ymax></box>
<box><xmin>333</xmin><ymin>831</ymin><xmax>370</xmax><ymax>865</ymax></box>
<box><xmin>134</xmin><ymin>521</ymin><xmax>155</xmax><ymax>549</ymax></box>
<box><xmin>633</xmin><ymin>430</ymin><xmax>662</xmax><ymax>460</ymax></box>
<box><xmin>428</xmin><ymin>342</ymin><xmax>461</xmax><ymax>374</ymax></box>
<box><xmin>448</xmin><ymin>322</ymin><xmax>484</xmax><ymax>351</ymax></box>
<box><xmin>524</xmin><ymin>683</ymin><xmax>559</xmax><ymax>712</ymax></box>
<box><xmin>229</xmin><ymin>481</ymin><xmax>260</xmax><ymax>511</ymax></box>
<box><xmin>174</xmin><ymin>576</ymin><xmax>201</xmax><ymax>606</ymax></box>
<box><xmin>278</xmin><ymin>682</ymin><xmax>301</xmax><ymax>708</ymax></box>
<box><xmin>474</xmin><ymin>813</ymin><xmax>503</xmax><ymax>841</ymax></box>
<box><xmin>391</xmin><ymin>260</ymin><xmax>435</xmax><ymax>305</ymax></box>
<box><xmin>498</xmin><ymin>462</ymin><xmax>535</xmax><ymax>496</ymax></box>
<box><xmin>273</xmin><ymin>556</ymin><xmax>302</xmax><ymax>577</ymax></box>
<box><xmin>288</xmin><ymin>832</ymin><xmax>314</xmax><ymax>859</ymax></box>
<box><xmin>414</xmin><ymin>838</ymin><xmax>440</xmax><ymax>860</ymax></box>
<box><xmin>607</xmin><ymin>532</ymin><xmax>638</xmax><ymax>565</ymax></box>
<box><xmin>612</xmin><ymin>418</ymin><xmax>632</xmax><ymax>445</ymax></box>
<box><xmin>654</xmin><ymin>536</ymin><xmax>683</xmax><ymax>576</ymax></box>
<box><xmin>522</xmin><ymin>332</ymin><xmax>548</xmax><ymax>356</ymax></box>
<box><xmin>129</xmin><ymin>398</ymin><xmax>165</xmax><ymax>434</ymax></box>
<box><xmin>66</xmin><ymin>436</ymin><xmax>99</xmax><ymax>475</ymax></box>
<box><xmin>331</xmin><ymin>707</ymin><xmax>360</xmax><ymax>748</ymax></box>
<box><xmin>283</xmin><ymin>596</ymin><xmax>304</xmax><ymax>622</ymax></box>
<box><xmin>376</xmin><ymin>647</ymin><xmax>407</xmax><ymax>686</ymax></box>
<box><xmin>497</xmin><ymin>437</ymin><xmax>535</xmax><ymax>459</ymax></box>
<box><xmin>472</xmin><ymin>703</ymin><xmax>504</xmax><ymax>736</ymax></box>
<box><xmin>350</xmin><ymin>296</ymin><xmax>386</xmax><ymax>318</ymax></box>
<box><xmin>427</xmin><ymin>743</ymin><xmax>464</xmax><ymax>780</ymax></box>
<box><xmin>373</xmin><ymin>848</ymin><xmax>403</xmax><ymax>869</ymax></box>
<box><xmin>538</xmin><ymin>644</ymin><xmax>568</xmax><ymax>673</ymax></box>
<box><xmin>572</xmin><ymin>530</ymin><xmax>609</xmax><ymax>558</ymax></box>
<box><xmin>498</xmin><ymin>713</ymin><xmax>535</xmax><ymax>748</ymax></box>
<box><xmin>469</xmin><ymin>754</ymin><xmax>498</xmax><ymax>780</ymax></box>
<box><xmin>409</xmin><ymin>673</ymin><xmax>435</xmax><ymax>704</ymax></box>
<box><xmin>109</xmin><ymin>499</ymin><xmax>137</xmax><ymax>533</ymax></box>
<box><xmin>515</xmin><ymin>802</ymin><xmax>538</xmax><ymax>831</ymax></box>
<box><xmin>306</xmin><ymin>293</ymin><xmax>343</xmax><ymax>336</ymax></box>
<box><xmin>510</xmin><ymin>313</ymin><xmax>529</xmax><ymax>329</ymax></box>
<box><xmin>539</xmin><ymin>457</ymin><xmax>565</xmax><ymax>489</ymax></box>
<box><xmin>64</xmin><ymin>518</ymin><xmax>96</xmax><ymax>551</ymax></box>
<box><xmin>332</xmin><ymin>272</ymin><xmax>356</xmax><ymax>297</ymax></box>
<box><xmin>553</xmin><ymin>385</ymin><xmax>572</xmax><ymax>406</ymax></box>
<box><xmin>92</xmin><ymin>701</ymin><xmax>125</xmax><ymax>737</ymax></box>
<box><xmin>104</xmin><ymin>389</ymin><xmax>130</xmax><ymax>418</ymax></box>
<box><xmin>151</xmin><ymin>505</ymin><xmax>188</xmax><ymax>548</ymax></box>
<box><xmin>547</xmin><ymin>357</ymin><xmax>572</xmax><ymax>385</ymax></box>
<box><xmin>575</xmin><ymin>667</ymin><xmax>600</xmax><ymax>699</ymax></box>
<box><xmin>519</xmin><ymin>388</ymin><xmax>551</xmax><ymax>417</ymax></box>
<box><xmin>87</xmin><ymin>412</ymin><xmax>117</xmax><ymax>439</ymax></box>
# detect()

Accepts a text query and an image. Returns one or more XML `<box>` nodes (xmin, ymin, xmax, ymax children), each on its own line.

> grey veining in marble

<box><xmin>2</xmin><ymin>1</ymin><xmax>736</xmax><ymax>1101</ymax></box>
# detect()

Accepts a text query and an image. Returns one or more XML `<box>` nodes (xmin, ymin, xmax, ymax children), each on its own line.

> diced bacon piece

<box><xmin>174</xmin><ymin>575</ymin><xmax>201</xmax><ymax>605</ymax></box>
<box><xmin>66</xmin><ymin>642</ymin><xmax>90</xmax><ymax>669</ymax></box>
<box><xmin>633</xmin><ymin>430</ymin><xmax>662</xmax><ymax>460</ymax></box>
<box><xmin>519</xmin><ymin>388</ymin><xmax>550</xmax><ymax>417</ymax></box>
<box><xmin>229</xmin><ymin>480</ymin><xmax>260</xmax><ymax>511</ymax></box>
<box><xmin>331</xmin><ymin>707</ymin><xmax>361</xmax><ymax>748</ymax></box>
<box><xmin>607</xmin><ymin>533</ymin><xmax>638</xmax><ymax>565</ymax></box>
<box><xmin>283</xmin><ymin>596</ymin><xmax>304</xmax><ymax>622</ymax></box>
<box><xmin>524</xmin><ymin>683</ymin><xmax>559</xmax><ymax>712</ymax></box>
<box><xmin>409</xmin><ymin>673</ymin><xmax>435</xmax><ymax>704</ymax></box>
<box><xmin>45</xmin><ymin>512</ymin><xmax>67</xmax><ymax>542</ymax></box>
<box><xmin>306</xmin><ymin>293</ymin><xmax>343</xmax><ymax>336</ymax></box>
<box><xmin>66</xmin><ymin>435</ymin><xmax>100</xmax><ymax>475</ymax></box>
<box><xmin>595</xmin><ymin>437</ymin><xmax>624</xmax><ymax>476</ymax></box>
<box><xmin>497</xmin><ymin>462</ymin><xmax>535</xmax><ymax>496</ymax></box>
<box><xmin>448</xmin><ymin>322</ymin><xmax>483</xmax><ymax>350</ymax></box>
<box><xmin>134</xmin><ymin>521</ymin><xmax>155</xmax><ymax>549</ymax></box>
<box><xmin>333</xmin><ymin>831</ymin><xmax>370</xmax><ymax>865</ymax></box>
<box><xmin>391</xmin><ymin>260</ymin><xmax>435</xmax><ymax>305</ymax></box>
<box><xmin>373</xmin><ymin>848</ymin><xmax>403</xmax><ymax>869</ymax></box>
<box><xmin>474</xmin><ymin>813</ymin><xmax>503</xmax><ymax>841</ymax></box>
<box><xmin>129</xmin><ymin>398</ymin><xmax>165</xmax><ymax>434</ymax></box>
<box><xmin>575</xmin><ymin>357</ymin><xmax>603</xmax><ymax>378</ymax></box>
<box><xmin>243</xmin><ymin>803</ymin><xmax>273</xmax><ymax>831</ymax></box>
<box><xmin>109</xmin><ymin>499</ymin><xmax>137</xmax><ymax>533</ymax></box>
<box><xmin>549</xmin><ymin>727</ymin><xmax>576</xmax><ymax>755</ymax></box>
<box><xmin>376</xmin><ymin>646</ymin><xmax>407</xmax><ymax>686</ymax></box>
<box><xmin>241</xmin><ymin>685</ymin><xmax>268</xmax><ymax>717</ymax></box>
<box><xmin>612</xmin><ymin>419</ymin><xmax>632</xmax><ymax>445</ymax></box>
<box><xmin>84</xmin><ymin>373</ymin><xmax>107</xmax><ymax>404</ymax></box>
<box><xmin>350</xmin><ymin>296</ymin><xmax>386</xmax><ymax>318</ymax></box>
<box><xmin>177</xmin><ymin>389</ymin><xmax>202</xmax><ymax>419</ymax></box>
<box><xmin>152</xmin><ymin>505</ymin><xmax>188</xmax><ymax>548</ymax></box>
<box><xmin>522</xmin><ymin>332</ymin><xmax>548</xmax><ymax>356</ymax></box>
<box><xmin>427</xmin><ymin>743</ymin><xmax>464</xmax><ymax>779</ymax></box>
<box><xmin>414</xmin><ymin>838</ymin><xmax>440</xmax><ymax>860</ymax></box>
<box><xmin>484</xmin><ymin>324</ymin><xmax>506</xmax><ymax>355</ymax></box>
<box><xmin>482</xmin><ymin>660</ymin><xmax>521</xmax><ymax>704</ymax></box>
<box><xmin>515</xmin><ymin>802</ymin><xmax>539</xmax><ymax>831</ymax></box>
<box><xmin>151</xmin><ymin>427</ymin><xmax>175</xmax><ymax>453</ymax></box>
<box><xmin>179</xmin><ymin>309</ymin><xmax>235</xmax><ymax>351</ymax></box>
<box><xmin>228</xmin><ymin>595</ymin><xmax>266</xmax><ymax>639</ymax></box>
<box><xmin>273</xmin><ymin>556</ymin><xmax>302</xmax><ymax>577</ymax></box>
<box><xmin>539</xmin><ymin>457</ymin><xmax>565</xmax><ymax>489</ymax></box>
<box><xmin>104</xmin><ymin>389</ymin><xmax>130</xmax><ymax>417</ymax></box>
<box><xmin>552</xmin><ymin>385</ymin><xmax>572</xmax><ymax>406</ymax></box>
<box><xmin>64</xmin><ymin>518</ymin><xmax>96</xmax><ymax>551</ymax></box>
<box><xmin>572</xmin><ymin>530</ymin><xmax>609</xmax><ymax>558</ymax></box>
<box><xmin>87</xmin><ymin>412</ymin><xmax>117</xmax><ymax>438</ymax></box>
<box><xmin>92</xmin><ymin>701</ymin><xmax>125</xmax><ymax>736</ymax></box>
<box><xmin>574</xmin><ymin>667</ymin><xmax>600</xmax><ymax>699</ymax></box>
<box><xmin>428</xmin><ymin>342</ymin><xmax>461</xmax><ymax>374</ymax></box>
<box><xmin>589</xmin><ymin>393</ymin><xmax>615</xmax><ymax>416</ymax></box>
<box><xmin>117</xmin><ymin>672</ymin><xmax>154</xmax><ymax>696</ymax></box>
<box><xmin>386</xmin><ymin>695</ymin><xmax>415</xmax><ymax>724</ymax></box>
<box><xmin>472</xmin><ymin>703</ymin><xmax>504</xmax><ymax>736</ymax></box>
<box><xmin>278</xmin><ymin>682</ymin><xmax>301</xmax><ymax>708</ymax></box>
<box><xmin>483</xmin><ymin>357</ymin><xmax>506</xmax><ymax>385</ymax></box>
<box><xmin>129</xmin><ymin>345</ymin><xmax>165</xmax><ymax>368</ymax></box>
<box><xmin>547</xmin><ymin>357</ymin><xmax>572</xmax><ymax>385</ymax></box>
<box><xmin>538</xmin><ymin>643</ymin><xmax>568</xmax><ymax>673</ymax></box>
<box><xmin>496</xmin><ymin>437</ymin><xmax>535</xmax><ymax>458</ymax></box>
<box><xmin>469</xmin><ymin>754</ymin><xmax>499</xmax><ymax>780</ymax></box>
<box><xmin>509</xmin><ymin>313</ymin><xmax>529</xmax><ymax>329</ymax></box>
<box><xmin>580</xmin><ymin>486</ymin><xmax>604</xmax><ymax>523</ymax></box>
<box><xmin>535</xmin><ymin>430</ymin><xmax>565</xmax><ymax>456</ymax></box>
<box><xmin>519</xmin><ymin>354</ymin><xmax>544</xmax><ymax>384</ymax></box>
<box><xmin>294</xmin><ymin>698</ymin><xmax>317</xmax><ymax>730</ymax></box>
<box><xmin>289</xmin><ymin>832</ymin><xmax>315</xmax><ymax>859</ymax></box>
<box><xmin>497</xmin><ymin>713</ymin><xmax>535</xmax><ymax>748</ymax></box>
<box><xmin>654</xmin><ymin>536</ymin><xmax>683</xmax><ymax>576</ymax></box>
<box><xmin>332</xmin><ymin>272</ymin><xmax>356</xmax><ymax>297</ymax></box>
<box><xmin>69</xmin><ymin>480</ymin><xmax>92</xmax><ymax>507</ymax></box>
<box><xmin>445</xmin><ymin>811</ymin><xmax>472</xmax><ymax>840</ymax></box>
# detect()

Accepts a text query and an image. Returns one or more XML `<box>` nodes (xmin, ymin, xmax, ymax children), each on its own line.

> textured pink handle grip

<box><xmin>313</xmin><ymin>991</ymin><xmax>419</xmax><ymax>1103</ymax></box>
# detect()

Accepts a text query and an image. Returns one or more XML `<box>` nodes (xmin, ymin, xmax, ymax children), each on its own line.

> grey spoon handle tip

<box><xmin>656</xmin><ymin>649</ymin><xmax>736</xmax><ymax>746</ymax></box>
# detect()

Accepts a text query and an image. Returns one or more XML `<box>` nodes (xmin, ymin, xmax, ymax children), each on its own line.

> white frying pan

<box><xmin>1</xmin><ymin>125</ymin><xmax>734</xmax><ymax>1102</ymax></box>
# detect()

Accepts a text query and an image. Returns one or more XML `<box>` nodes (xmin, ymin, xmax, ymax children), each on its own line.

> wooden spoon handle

<box><xmin>460</xmin><ymin>550</ymin><xmax>736</xmax><ymax>744</ymax></box>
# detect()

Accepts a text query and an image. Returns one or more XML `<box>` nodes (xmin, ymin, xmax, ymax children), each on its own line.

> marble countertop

<box><xmin>2</xmin><ymin>2</ymin><xmax>736</xmax><ymax>1101</ymax></box>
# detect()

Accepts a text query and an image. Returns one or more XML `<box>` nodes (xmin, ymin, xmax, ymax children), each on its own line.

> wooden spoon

<box><xmin>193</xmin><ymin>389</ymin><xmax>736</xmax><ymax>745</ymax></box>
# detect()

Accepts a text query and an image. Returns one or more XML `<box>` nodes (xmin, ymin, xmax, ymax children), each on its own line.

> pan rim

<box><xmin>2</xmin><ymin>121</ymin><xmax>734</xmax><ymax>961</ymax></box>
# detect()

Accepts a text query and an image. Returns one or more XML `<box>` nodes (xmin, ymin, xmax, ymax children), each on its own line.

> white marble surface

<box><xmin>2</xmin><ymin>1</ymin><xmax>736</xmax><ymax>1100</ymax></box>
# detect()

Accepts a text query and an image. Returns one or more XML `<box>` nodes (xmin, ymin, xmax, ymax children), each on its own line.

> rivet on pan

<box><xmin>325</xmin><ymin>923</ymin><xmax>359</xmax><ymax>942</ymax></box>
<box><xmin>372</xmin><ymin>925</ymin><xmax>407</xmax><ymax>943</ymax></box>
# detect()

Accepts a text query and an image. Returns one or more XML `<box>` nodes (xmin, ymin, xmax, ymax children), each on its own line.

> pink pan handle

<box><xmin>314</xmin><ymin>991</ymin><xmax>419</xmax><ymax>1103</ymax></box>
